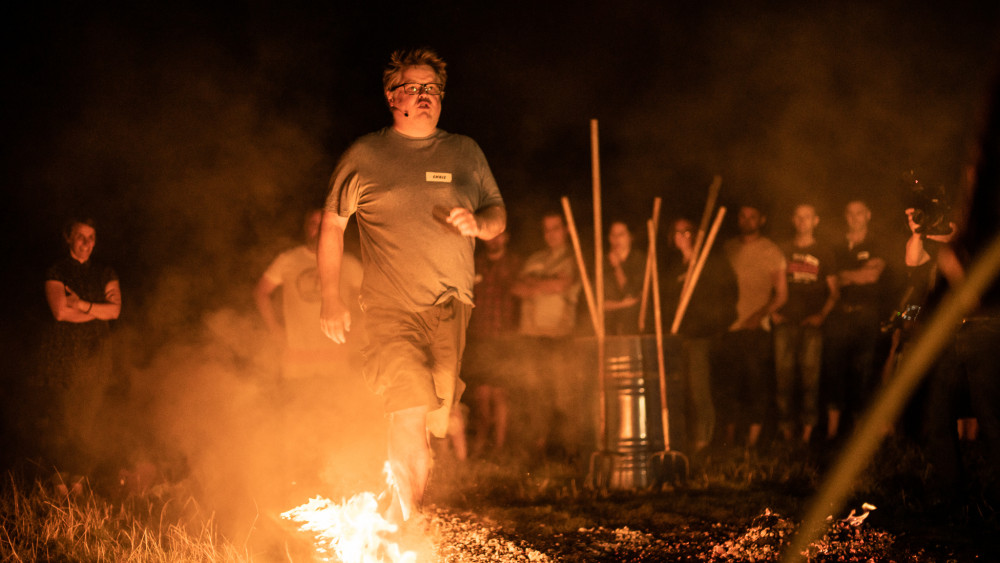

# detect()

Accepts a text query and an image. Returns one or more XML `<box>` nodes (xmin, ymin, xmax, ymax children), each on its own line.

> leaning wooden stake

<box><xmin>589</xmin><ymin>118</ymin><xmax>608</xmax><ymax>453</ymax></box>
<box><xmin>682</xmin><ymin>175</ymin><xmax>722</xmax><ymax>300</ymax></box>
<box><xmin>671</xmin><ymin>207</ymin><xmax>726</xmax><ymax>335</ymax></box>
<box><xmin>562</xmin><ymin>197</ymin><xmax>599</xmax><ymax>337</ymax></box>
<box><xmin>638</xmin><ymin>197</ymin><xmax>662</xmax><ymax>333</ymax></box>
<box><xmin>591</xmin><ymin>119</ymin><xmax>605</xmax><ymax>339</ymax></box>
<box><xmin>647</xmin><ymin>218</ymin><xmax>669</xmax><ymax>450</ymax></box>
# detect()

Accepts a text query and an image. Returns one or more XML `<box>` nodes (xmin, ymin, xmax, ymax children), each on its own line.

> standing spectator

<box><xmin>719</xmin><ymin>204</ymin><xmax>787</xmax><ymax>449</ymax></box>
<box><xmin>603</xmin><ymin>220</ymin><xmax>645</xmax><ymax>335</ymax></box>
<box><xmin>918</xmin><ymin>95</ymin><xmax>1000</xmax><ymax>505</ymax></box>
<box><xmin>772</xmin><ymin>204</ymin><xmax>838</xmax><ymax>445</ymax></box>
<box><xmin>42</xmin><ymin>218</ymin><xmax>122</xmax><ymax>484</ymax></box>
<box><xmin>664</xmin><ymin>217</ymin><xmax>738</xmax><ymax>453</ymax></box>
<box><xmin>823</xmin><ymin>200</ymin><xmax>889</xmax><ymax>440</ymax></box>
<box><xmin>512</xmin><ymin>211</ymin><xmax>583</xmax><ymax>461</ymax></box>
<box><xmin>255</xmin><ymin>209</ymin><xmax>363</xmax><ymax>378</ymax></box>
<box><xmin>464</xmin><ymin>229</ymin><xmax>521</xmax><ymax>459</ymax></box>
<box><xmin>318</xmin><ymin>48</ymin><xmax>506</xmax><ymax>526</ymax></box>
<box><xmin>254</xmin><ymin>208</ymin><xmax>363</xmax><ymax>490</ymax></box>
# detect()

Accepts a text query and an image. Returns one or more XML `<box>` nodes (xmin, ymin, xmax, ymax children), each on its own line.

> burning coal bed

<box><xmin>283</xmin><ymin>496</ymin><xmax>913</xmax><ymax>562</ymax></box>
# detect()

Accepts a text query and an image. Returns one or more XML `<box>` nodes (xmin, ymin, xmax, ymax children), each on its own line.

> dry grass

<box><xmin>0</xmin><ymin>472</ymin><xmax>253</xmax><ymax>562</ymax></box>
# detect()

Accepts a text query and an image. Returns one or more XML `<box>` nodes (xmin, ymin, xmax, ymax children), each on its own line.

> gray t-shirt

<box><xmin>325</xmin><ymin>127</ymin><xmax>504</xmax><ymax>312</ymax></box>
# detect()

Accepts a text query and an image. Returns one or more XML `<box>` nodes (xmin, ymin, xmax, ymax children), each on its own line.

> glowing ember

<box><xmin>282</xmin><ymin>463</ymin><xmax>421</xmax><ymax>563</ymax></box>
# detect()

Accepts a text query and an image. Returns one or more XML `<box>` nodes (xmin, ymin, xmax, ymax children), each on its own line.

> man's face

<box><xmin>608</xmin><ymin>222</ymin><xmax>632</xmax><ymax>253</ymax></box>
<box><xmin>386</xmin><ymin>65</ymin><xmax>443</xmax><ymax>128</ymax></box>
<box><xmin>68</xmin><ymin>223</ymin><xmax>96</xmax><ymax>263</ymax></box>
<box><xmin>737</xmin><ymin>206</ymin><xmax>765</xmax><ymax>236</ymax></box>
<box><xmin>542</xmin><ymin>215</ymin><xmax>567</xmax><ymax>250</ymax></box>
<box><xmin>845</xmin><ymin>201</ymin><xmax>871</xmax><ymax>231</ymax></box>
<box><xmin>673</xmin><ymin>219</ymin><xmax>695</xmax><ymax>252</ymax></box>
<box><xmin>792</xmin><ymin>205</ymin><xmax>819</xmax><ymax>236</ymax></box>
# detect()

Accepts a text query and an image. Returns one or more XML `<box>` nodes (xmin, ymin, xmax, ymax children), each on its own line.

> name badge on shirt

<box><xmin>426</xmin><ymin>172</ymin><xmax>452</xmax><ymax>183</ymax></box>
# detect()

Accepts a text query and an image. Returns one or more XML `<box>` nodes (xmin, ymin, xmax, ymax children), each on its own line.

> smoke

<box><xmin>7</xmin><ymin>11</ymin><xmax>390</xmax><ymax>544</ymax></box>
<box><xmin>6</xmin><ymin>1</ymin><xmax>999</xmax><ymax>545</ymax></box>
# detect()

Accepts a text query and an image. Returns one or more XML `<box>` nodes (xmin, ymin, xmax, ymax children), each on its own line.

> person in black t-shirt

<box><xmin>42</xmin><ymin>218</ymin><xmax>122</xmax><ymax>480</ymax></box>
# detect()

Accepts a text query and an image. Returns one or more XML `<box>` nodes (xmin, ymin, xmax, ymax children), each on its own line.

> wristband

<box><xmin>85</xmin><ymin>302</ymin><xmax>93</xmax><ymax>314</ymax></box>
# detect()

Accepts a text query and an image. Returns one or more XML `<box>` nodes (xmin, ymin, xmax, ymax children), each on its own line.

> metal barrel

<box><xmin>604</xmin><ymin>335</ymin><xmax>665</xmax><ymax>489</ymax></box>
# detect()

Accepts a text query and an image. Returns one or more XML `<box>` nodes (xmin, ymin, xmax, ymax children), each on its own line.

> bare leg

<box><xmin>472</xmin><ymin>385</ymin><xmax>492</xmax><ymax>457</ymax></box>
<box><xmin>448</xmin><ymin>406</ymin><xmax>468</xmax><ymax>461</ymax></box>
<box><xmin>747</xmin><ymin>423</ymin><xmax>762</xmax><ymax>447</ymax></box>
<box><xmin>958</xmin><ymin>417</ymin><xmax>979</xmax><ymax>441</ymax></box>
<box><xmin>827</xmin><ymin>408</ymin><xmax>840</xmax><ymax>440</ymax></box>
<box><xmin>493</xmin><ymin>387</ymin><xmax>509</xmax><ymax>452</ymax></box>
<box><xmin>387</xmin><ymin>405</ymin><xmax>431</xmax><ymax>523</ymax></box>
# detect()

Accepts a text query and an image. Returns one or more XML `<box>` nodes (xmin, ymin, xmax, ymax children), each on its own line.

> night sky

<box><xmin>3</xmin><ymin>1</ymin><xmax>999</xmax><ymax>377</ymax></box>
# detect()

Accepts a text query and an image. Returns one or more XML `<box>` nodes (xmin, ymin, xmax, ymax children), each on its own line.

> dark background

<box><xmin>2</xmin><ymin>0</ymin><xmax>999</xmax><ymax>407</ymax></box>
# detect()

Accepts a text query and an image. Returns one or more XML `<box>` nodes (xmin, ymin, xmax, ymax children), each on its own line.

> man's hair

<box><xmin>62</xmin><ymin>217</ymin><xmax>96</xmax><ymax>241</ymax></box>
<box><xmin>845</xmin><ymin>199</ymin><xmax>870</xmax><ymax>211</ymax></box>
<box><xmin>382</xmin><ymin>48</ymin><xmax>448</xmax><ymax>92</ymax></box>
<box><xmin>541</xmin><ymin>210</ymin><xmax>565</xmax><ymax>223</ymax></box>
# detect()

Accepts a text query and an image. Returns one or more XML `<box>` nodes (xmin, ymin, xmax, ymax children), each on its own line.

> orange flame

<box><xmin>281</xmin><ymin>463</ymin><xmax>420</xmax><ymax>563</ymax></box>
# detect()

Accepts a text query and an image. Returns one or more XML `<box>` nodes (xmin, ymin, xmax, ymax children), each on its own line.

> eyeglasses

<box><xmin>392</xmin><ymin>82</ymin><xmax>445</xmax><ymax>96</ymax></box>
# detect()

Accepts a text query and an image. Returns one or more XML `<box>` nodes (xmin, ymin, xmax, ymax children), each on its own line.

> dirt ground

<box><xmin>402</xmin><ymin>445</ymin><xmax>1000</xmax><ymax>563</ymax></box>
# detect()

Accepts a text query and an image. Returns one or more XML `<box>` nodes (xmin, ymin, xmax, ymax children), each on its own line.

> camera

<box><xmin>881</xmin><ymin>304</ymin><xmax>922</xmax><ymax>334</ymax></box>
<box><xmin>901</xmin><ymin>170</ymin><xmax>953</xmax><ymax>237</ymax></box>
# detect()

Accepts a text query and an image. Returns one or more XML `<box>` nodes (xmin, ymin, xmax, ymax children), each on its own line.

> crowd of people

<box><xmin>459</xmin><ymin>192</ymin><xmax>999</xmax><ymax>502</ymax></box>
<box><xmin>31</xmin><ymin>47</ymin><xmax>999</xmax><ymax>531</ymax></box>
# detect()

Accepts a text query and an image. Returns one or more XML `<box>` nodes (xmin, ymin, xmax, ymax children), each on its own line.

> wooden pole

<box><xmin>591</xmin><ymin>119</ymin><xmax>605</xmax><ymax>339</ymax></box>
<box><xmin>638</xmin><ymin>197</ymin><xmax>662</xmax><ymax>332</ymax></box>
<box><xmin>561</xmin><ymin>197</ymin><xmax>600</xmax><ymax>336</ymax></box>
<box><xmin>647</xmin><ymin>218</ymin><xmax>670</xmax><ymax>451</ymax></box>
<box><xmin>590</xmin><ymin>118</ymin><xmax>607</xmax><ymax>452</ymax></box>
<box><xmin>682</xmin><ymin>175</ymin><xmax>722</xmax><ymax>300</ymax></box>
<box><xmin>671</xmin><ymin>206</ymin><xmax>727</xmax><ymax>335</ymax></box>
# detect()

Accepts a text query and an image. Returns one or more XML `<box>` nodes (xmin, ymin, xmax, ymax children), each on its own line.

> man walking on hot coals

<box><xmin>318</xmin><ymin>48</ymin><xmax>506</xmax><ymax>528</ymax></box>
<box><xmin>771</xmin><ymin>204</ymin><xmax>838</xmax><ymax>446</ymax></box>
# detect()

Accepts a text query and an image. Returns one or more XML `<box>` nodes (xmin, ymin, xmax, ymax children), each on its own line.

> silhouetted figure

<box><xmin>464</xmin><ymin>230</ymin><xmax>521</xmax><ymax>459</ymax></box>
<box><xmin>512</xmin><ymin>212</ymin><xmax>583</xmax><ymax>461</ymax></box>
<box><xmin>41</xmin><ymin>218</ymin><xmax>122</xmax><ymax>483</ymax></box>
<box><xmin>603</xmin><ymin>220</ymin><xmax>645</xmax><ymax>335</ymax></box>
<box><xmin>254</xmin><ymin>208</ymin><xmax>363</xmax><ymax>491</ymax></box>
<box><xmin>719</xmin><ymin>204</ymin><xmax>787</xmax><ymax>449</ymax></box>
<box><xmin>664</xmin><ymin>217</ymin><xmax>738</xmax><ymax>453</ymax></box>
<box><xmin>823</xmin><ymin>200</ymin><xmax>890</xmax><ymax>440</ymax></box>
<box><xmin>921</xmin><ymin>80</ymin><xmax>1000</xmax><ymax>506</ymax></box>
<box><xmin>772</xmin><ymin>204</ymin><xmax>839</xmax><ymax>445</ymax></box>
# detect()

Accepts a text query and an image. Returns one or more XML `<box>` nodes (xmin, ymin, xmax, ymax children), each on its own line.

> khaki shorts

<box><xmin>362</xmin><ymin>300</ymin><xmax>471</xmax><ymax>438</ymax></box>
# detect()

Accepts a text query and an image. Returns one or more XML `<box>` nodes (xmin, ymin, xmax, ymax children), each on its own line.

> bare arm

<box><xmin>318</xmin><ymin>210</ymin><xmax>352</xmax><ymax>344</ymax></box>
<box><xmin>46</xmin><ymin>279</ymin><xmax>122</xmax><ymax>322</ymax></box>
<box><xmin>447</xmin><ymin>205</ymin><xmax>507</xmax><ymax>240</ymax></box>
<box><xmin>802</xmin><ymin>274</ymin><xmax>840</xmax><ymax>327</ymax></box>
<box><xmin>253</xmin><ymin>276</ymin><xmax>282</xmax><ymax>336</ymax></box>
<box><xmin>937</xmin><ymin>245</ymin><xmax>965</xmax><ymax>288</ymax></box>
